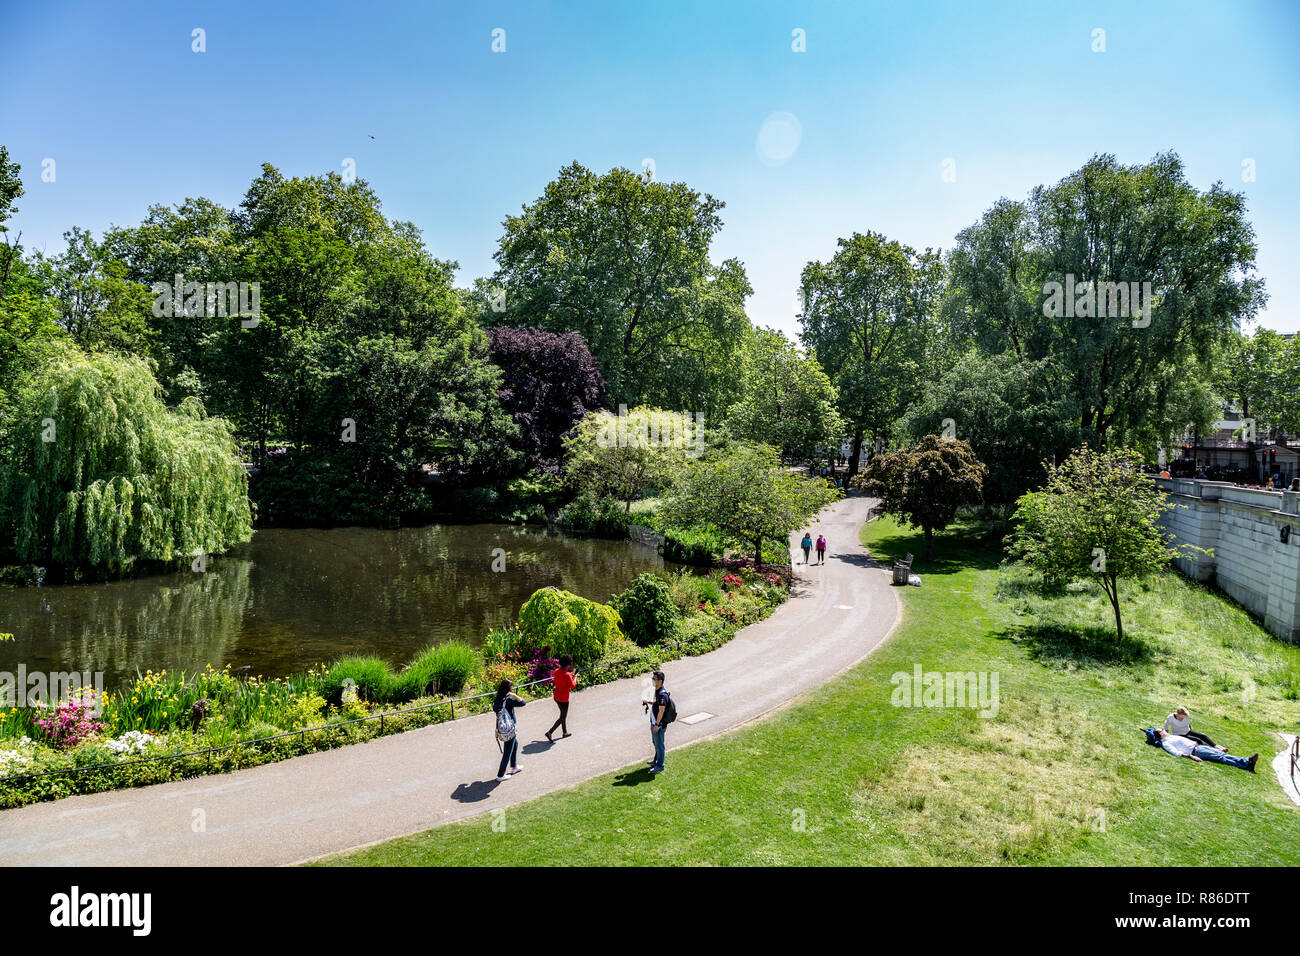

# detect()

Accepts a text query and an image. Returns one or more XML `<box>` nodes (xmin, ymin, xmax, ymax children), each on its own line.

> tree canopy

<box><xmin>852</xmin><ymin>434</ymin><xmax>986</xmax><ymax>560</ymax></box>
<box><xmin>659</xmin><ymin>443</ymin><xmax>839</xmax><ymax>565</ymax></box>
<box><xmin>1</xmin><ymin>350</ymin><xmax>253</xmax><ymax>574</ymax></box>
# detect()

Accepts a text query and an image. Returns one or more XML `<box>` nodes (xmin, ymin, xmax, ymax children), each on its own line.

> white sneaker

<box><xmin>495</xmin><ymin>775</ymin><xmax>510</xmax><ymax>782</ymax></box>
<box><xmin>510</xmin><ymin>765</ymin><xmax>523</xmax><ymax>774</ymax></box>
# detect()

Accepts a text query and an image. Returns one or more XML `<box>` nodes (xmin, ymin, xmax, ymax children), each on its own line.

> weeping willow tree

<box><xmin>1</xmin><ymin>350</ymin><xmax>253</xmax><ymax>573</ymax></box>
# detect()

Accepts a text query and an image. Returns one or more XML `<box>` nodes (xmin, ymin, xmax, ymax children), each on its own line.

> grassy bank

<box><xmin>318</xmin><ymin>516</ymin><xmax>1300</xmax><ymax>866</ymax></box>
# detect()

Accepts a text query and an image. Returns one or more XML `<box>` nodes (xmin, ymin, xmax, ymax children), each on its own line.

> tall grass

<box><xmin>401</xmin><ymin>642</ymin><xmax>481</xmax><ymax>697</ymax></box>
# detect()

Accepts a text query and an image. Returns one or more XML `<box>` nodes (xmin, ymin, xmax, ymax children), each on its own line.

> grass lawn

<box><xmin>316</xmin><ymin>517</ymin><xmax>1300</xmax><ymax>866</ymax></box>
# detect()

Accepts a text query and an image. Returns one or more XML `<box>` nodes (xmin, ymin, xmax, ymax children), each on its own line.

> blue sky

<box><xmin>2</xmin><ymin>0</ymin><xmax>1297</xmax><ymax>336</ymax></box>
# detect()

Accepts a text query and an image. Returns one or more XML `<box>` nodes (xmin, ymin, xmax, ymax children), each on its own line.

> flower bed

<box><xmin>0</xmin><ymin>564</ymin><xmax>788</xmax><ymax>809</ymax></box>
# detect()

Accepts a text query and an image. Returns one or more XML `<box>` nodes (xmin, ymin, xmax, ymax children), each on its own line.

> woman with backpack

<box><xmin>493</xmin><ymin>679</ymin><xmax>527</xmax><ymax>782</ymax></box>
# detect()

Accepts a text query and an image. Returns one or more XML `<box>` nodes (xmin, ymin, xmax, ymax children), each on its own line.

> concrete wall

<box><xmin>1156</xmin><ymin>478</ymin><xmax>1300</xmax><ymax>642</ymax></box>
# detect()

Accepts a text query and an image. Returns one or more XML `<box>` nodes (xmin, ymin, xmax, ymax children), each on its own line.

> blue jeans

<box><xmin>650</xmin><ymin>725</ymin><xmax>666</xmax><ymax>769</ymax></box>
<box><xmin>497</xmin><ymin>736</ymin><xmax>518</xmax><ymax>778</ymax></box>
<box><xmin>1194</xmin><ymin>745</ymin><xmax>1251</xmax><ymax>770</ymax></box>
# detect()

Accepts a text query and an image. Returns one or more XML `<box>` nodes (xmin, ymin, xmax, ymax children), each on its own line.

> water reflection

<box><xmin>0</xmin><ymin>524</ymin><xmax>676</xmax><ymax>693</ymax></box>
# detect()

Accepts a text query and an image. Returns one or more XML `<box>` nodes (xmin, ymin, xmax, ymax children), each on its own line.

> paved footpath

<box><xmin>0</xmin><ymin>494</ymin><xmax>898</xmax><ymax>866</ymax></box>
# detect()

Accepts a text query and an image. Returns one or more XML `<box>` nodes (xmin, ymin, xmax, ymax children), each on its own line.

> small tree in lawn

<box><xmin>1006</xmin><ymin>445</ymin><xmax>1188</xmax><ymax>643</ymax></box>
<box><xmin>852</xmin><ymin>434</ymin><xmax>985</xmax><ymax>561</ymax></box>
<box><xmin>659</xmin><ymin>443</ymin><xmax>838</xmax><ymax>566</ymax></box>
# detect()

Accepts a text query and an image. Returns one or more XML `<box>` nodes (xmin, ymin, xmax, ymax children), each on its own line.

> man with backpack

<box><xmin>643</xmin><ymin>670</ymin><xmax>675</xmax><ymax>774</ymax></box>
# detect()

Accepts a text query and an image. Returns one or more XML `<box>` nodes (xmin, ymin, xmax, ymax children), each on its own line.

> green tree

<box><xmin>726</xmin><ymin>328</ymin><xmax>843</xmax><ymax>462</ymax></box>
<box><xmin>1</xmin><ymin>350</ymin><xmax>253</xmax><ymax>573</ymax></box>
<box><xmin>1006</xmin><ymin>445</ymin><xmax>1188</xmax><ymax>642</ymax></box>
<box><xmin>900</xmin><ymin>351</ymin><xmax>1081</xmax><ymax>510</ymax></box>
<box><xmin>950</xmin><ymin>153</ymin><xmax>1265</xmax><ymax>449</ymax></box>
<box><xmin>799</xmin><ymin>231</ymin><xmax>943</xmax><ymax>474</ymax></box>
<box><xmin>486</xmin><ymin>162</ymin><xmax>752</xmax><ymax>414</ymax></box>
<box><xmin>1215</xmin><ymin>329</ymin><xmax>1300</xmax><ymax>475</ymax></box>
<box><xmin>659</xmin><ymin>443</ymin><xmax>839</xmax><ymax>565</ymax></box>
<box><xmin>564</xmin><ymin>406</ymin><xmax>697</xmax><ymax>513</ymax></box>
<box><xmin>852</xmin><ymin>434</ymin><xmax>986</xmax><ymax>561</ymax></box>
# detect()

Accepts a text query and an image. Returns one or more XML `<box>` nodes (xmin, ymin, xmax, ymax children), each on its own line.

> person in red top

<box><xmin>546</xmin><ymin>654</ymin><xmax>577</xmax><ymax>742</ymax></box>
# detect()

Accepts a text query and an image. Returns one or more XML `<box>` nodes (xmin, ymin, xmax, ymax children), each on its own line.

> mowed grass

<box><xmin>316</xmin><ymin>517</ymin><xmax>1300</xmax><ymax>866</ymax></box>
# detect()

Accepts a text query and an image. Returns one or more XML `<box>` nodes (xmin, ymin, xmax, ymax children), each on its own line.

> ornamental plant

<box><xmin>35</xmin><ymin>689</ymin><xmax>105</xmax><ymax>749</ymax></box>
<box><xmin>517</xmin><ymin>587</ymin><xmax>622</xmax><ymax>663</ymax></box>
<box><xmin>610</xmin><ymin>573</ymin><xmax>681</xmax><ymax>647</ymax></box>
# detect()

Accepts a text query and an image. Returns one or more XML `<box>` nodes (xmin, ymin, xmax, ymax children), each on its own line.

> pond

<box><xmin>0</xmin><ymin>524</ymin><xmax>680</xmax><ymax>694</ymax></box>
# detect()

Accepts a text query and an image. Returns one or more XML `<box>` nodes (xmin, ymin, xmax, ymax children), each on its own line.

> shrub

<box><xmin>518</xmin><ymin>587</ymin><xmax>622</xmax><ymax>662</ymax></box>
<box><xmin>657</xmin><ymin>525</ymin><xmax>724</xmax><ymax>565</ymax></box>
<box><xmin>35</xmin><ymin>689</ymin><xmax>106</xmax><ymax>749</ymax></box>
<box><xmin>243</xmin><ymin>721</ymin><xmax>284</xmax><ymax>741</ymax></box>
<box><xmin>610</xmin><ymin>573</ymin><xmax>682</xmax><ymax>647</ymax></box>
<box><xmin>281</xmin><ymin>692</ymin><xmax>328</xmax><ymax>730</ymax></box>
<box><xmin>697</xmin><ymin>577</ymin><xmax>724</xmax><ymax>605</ymax></box>
<box><xmin>321</xmin><ymin>656</ymin><xmax>397</xmax><ymax>704</ymax></box>
<box><xmin>558</xmin><ymin>492</ymin><xmax>634</xmax><ymax>538</ymax></box>
<box><xmin>402</xmin><ymin>641</ymin><xmax>481</xmax><ymax>697</ymax></box>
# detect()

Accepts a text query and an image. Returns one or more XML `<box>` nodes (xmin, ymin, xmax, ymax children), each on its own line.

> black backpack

<box><xmin>659</xmin><ymin>690</ymin><xmax>678</xmax><ymax>725</ymax></box>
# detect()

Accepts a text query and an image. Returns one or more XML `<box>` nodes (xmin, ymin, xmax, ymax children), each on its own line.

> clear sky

<box><xmin>2</xmin><ymin>0</ymin><xmax>1297</xmax><ymax>337</ymax></box>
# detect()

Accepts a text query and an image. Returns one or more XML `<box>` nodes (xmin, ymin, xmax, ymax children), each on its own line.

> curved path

<box><xmin>0</xmin><ymin>494</ymin><xmax>898</xmax><ymax>866</ymax></box>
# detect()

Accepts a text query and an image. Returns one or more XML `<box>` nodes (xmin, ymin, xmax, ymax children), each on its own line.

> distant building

<box><xmin>1165</xmin><ymin>404</ymin><xmax>1300</xmax><ymax>486</ymax></box>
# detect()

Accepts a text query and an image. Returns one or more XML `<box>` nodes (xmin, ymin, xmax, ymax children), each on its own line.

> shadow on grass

<box><xmin>612</xmin><ymin>767</ymin><xmax>657</xmax><ymax>786</ymax></box>
<box><xmin>998</xmin><ymin>621</ymin><xmax>1154</xmax><ymax>669</ymax></box>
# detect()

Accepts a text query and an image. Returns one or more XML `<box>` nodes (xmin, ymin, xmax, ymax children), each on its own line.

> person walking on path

<box><xmin>644</xmin><ymin>671</ymin><xmax>673</xmax><ymax>774</ymax></box>
<box><xmin>815</xmin><ymin>534</ymin><xmax>827</xmax><ymax>564</ymax></box>
<box><xmin>493</xmin><ymin>679</ymin><xmax>527</xmax><ymax>782</ymax></box>
<box><xmin>800</xmin><ymin>531</ymin><xmax>813</xmax><ymax>564</ymax></box>
<box><xmin>546</xmin><ymin>655</ymin><xmax>577</xmax><ymax>742</ymax></box>
<box><xmin>1164</xmin><ymin>706</ymin><xmax>1224</xmax><ymax>751</ymax></box>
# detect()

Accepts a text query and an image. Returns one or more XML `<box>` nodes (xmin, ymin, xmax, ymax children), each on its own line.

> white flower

<box><xmin>105</xmin><ymin>730</ymin><xmax>154</xmax><ymax>756</ymax></box>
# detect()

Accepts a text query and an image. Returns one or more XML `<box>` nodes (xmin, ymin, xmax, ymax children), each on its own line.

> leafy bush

<box><xmin>243</xmin><ymin>721</ymin><xmax>284</xmax><ymax>741</ymax></box>
<box><xmin>281</xmin><ymin>692</ymin><xmax>328</xmax><ymax>729</ymax></box>
<box><xmin>610</xmin><ymin>573</ymin><xmax>682</xmax><ymax>647</ymax></box>
<box><xmin>657</xmin><ymin>524</ymin><xmax>724</xmax><ymax>565</ymax></box>
<box><xmin>558</xmin><ymin>491</ymin><xmax>634</xmax><ymax>538</ymax></box>
<box><xmin>402</xmin><ymin>641</ymin><xmax>481</xmax><ymax>697</ymax></box>
<box><xmin>321</xmin><ymin>656</ymin><xmax>397</xmax><ymax>704</ymax></box>
<box><xmin>518</xmin><ymin>587</ymin><xmax>622</xmax><ymax>662</ymax></box>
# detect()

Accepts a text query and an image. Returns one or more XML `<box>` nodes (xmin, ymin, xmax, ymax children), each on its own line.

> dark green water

<box><xmin>0</xmin><ymin>524</ymin><xmax>678</xmax><ymax>693</ymax></box>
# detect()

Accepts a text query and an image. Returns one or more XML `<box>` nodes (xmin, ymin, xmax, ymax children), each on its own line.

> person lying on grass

<box><xmin>1144</xmin><ymin>727</ymin><xmax>1258</xmax><ymax>773</ymax></box>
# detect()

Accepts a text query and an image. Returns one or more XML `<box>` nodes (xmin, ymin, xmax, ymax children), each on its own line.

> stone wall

<box><xmin>1156</xmin><ymin>478</ymin><xmax>1300</xmax><ymax>642</ymax></box>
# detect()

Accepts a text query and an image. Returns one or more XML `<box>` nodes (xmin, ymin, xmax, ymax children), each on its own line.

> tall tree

<box><xmin>488</xmin><ymin>326</ymin><xmax>607</xmax><ymax>473</ymax></box>
<box><xmin>485</xmin><ymin>162</ymin><xmax>752</xmax><ymax>416</ymax></box>
<box><xmin>799</xmin><ymin>231</ymin><xmax>943</xmax><ymax>475</ymax></box>
<box><xmin>950</xmin><ymin>152</ymin><xmax>1265</xmax><ymax>449</ymax></box>
<box><xmin>725</xmin><ymin>328</ymin><xmax>843</xmax><ymax>463</ymax></box>
<box><xmin>1</xmin><ymin>350</ymin><xmax>252</xmax><ymax>574</ymax></box>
